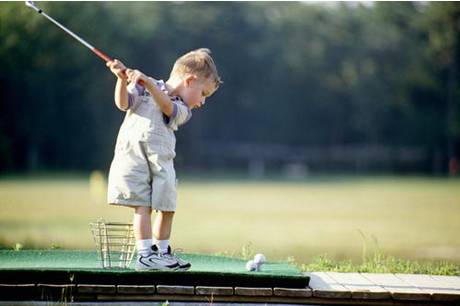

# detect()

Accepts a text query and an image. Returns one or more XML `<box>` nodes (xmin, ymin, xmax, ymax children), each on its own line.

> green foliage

<box><xmin>301</xmin><ymin>230</ymin><xmax>460</xmax><ymax>275</ymax></box>
<box><xmin>240</xmin><ymin>242</ymin><xmax>255</xmax><ymax>260</ymax></box>
<box><xmin>51</xmin><ymin>244</ymin><xmax>62</xmax><ymax>250</ymax></box>
<box><xmin>212</xmin><ymin>242</ymin><xmax>255</xmax><ymax>260</ymax></box>
<box><xmin>301</xmin><ymin>252</ymin><xmax>460</xmax><ymax>276</ymax></box>
<box><xmin>0</xmin><ymin>2</ymin><xmax>459</xmax><ymax>173</ymax></box>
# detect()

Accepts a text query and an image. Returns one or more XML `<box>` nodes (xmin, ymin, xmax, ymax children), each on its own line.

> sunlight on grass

<box><xmin>301</xmin><ymin>252</ymin><xmax>460</xmax><ymax>276</ymax></box>
<box><xmin>0</xmin><ymin>175</ymin><xmax>459</xmax><ymax>268</ymax></box>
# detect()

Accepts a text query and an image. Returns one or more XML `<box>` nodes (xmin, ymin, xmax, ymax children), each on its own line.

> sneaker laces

<box><xmin>168</xmin><ymin>247</ymin><xmax>189</xmax><ymax>264</ymax></box>
<box><xmin>172</xmin><ymin>248</ymin><xmax>184</xmax><ymax>256</ymax></box>
<box><xmin>151</xmin><ymin>245</ymin><xmax>170</xmax><ymax>258</ymax></box>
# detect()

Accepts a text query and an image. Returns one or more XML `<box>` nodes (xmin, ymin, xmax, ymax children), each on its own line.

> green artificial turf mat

<box><xmin>0</xmin><ymin>250</ymin><xmax>309</xmax><ymax>288</ymax></box>
<box><xmin>0</xmin><ymin>250</ymin><xmax>299</xmax><ymax>275</ymax></box>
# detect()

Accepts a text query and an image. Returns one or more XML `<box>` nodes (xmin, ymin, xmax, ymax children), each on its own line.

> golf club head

<box><xmin>25</xmin><ymin>1</ymin><xmax>42</xmax><ymax>13</ymax></box>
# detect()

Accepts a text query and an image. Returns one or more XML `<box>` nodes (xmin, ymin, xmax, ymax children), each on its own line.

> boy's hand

<box><xmin>106</xmin><ymin>59</ymin><xmax>127</xmax><ymax>80</ymax></box>
<box><xmin>125</xmin><ymin>69</ymin><xmax>149</xmax><ymax>86</ymax></box>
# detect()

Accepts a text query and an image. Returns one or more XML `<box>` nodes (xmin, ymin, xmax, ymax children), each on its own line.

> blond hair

<box><xmin>171</xmin><ymin>48</ymin><xmax>222</xmax><ymax>89</ymax></box>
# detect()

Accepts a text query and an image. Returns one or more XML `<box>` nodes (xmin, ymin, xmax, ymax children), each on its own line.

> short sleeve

<box><xmin>126</xmin><ymin>83</ymin><xmax>145</xmax><ymax>110</ymax></box>
<box><xmin>163</xmin><ymin>99</ymin><xmax>192</xmax><ymax>131</ymax></box>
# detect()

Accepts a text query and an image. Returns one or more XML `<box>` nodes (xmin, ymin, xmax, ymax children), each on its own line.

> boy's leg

<box><xmin>133</xmin><ymin>206</ymin><xmax>179</xmax><ymax>270</ymax></box>
<box><xmin>133</xmin><ymin>206</ymin><xmax>153</xmax><ymax>256</ymax></box>
<box><xmin>152</xmin><ymin>211</ymin><xmax>174</xmax><ymax>254</ymax></box>
<box><xmin>152</xmin><ymin>210</ymin><xmax>191</xmax><ymax>270</ymax></box>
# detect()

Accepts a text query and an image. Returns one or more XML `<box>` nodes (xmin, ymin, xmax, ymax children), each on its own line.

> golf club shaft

<box><xmin>37</xmin><ymin>7</ymin><xmax>113</xmax><ymax>63</ymax></box>
<box><xmin>26</xmin><ymin>1</ymin><xmax>145</xmax><ymax>86</ymax></box>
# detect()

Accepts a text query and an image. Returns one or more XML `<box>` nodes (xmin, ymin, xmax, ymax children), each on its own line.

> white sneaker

<box><xmin>163</xmin><ymin>246</ymin><xmax>192</xmax><ymax>271</ymax></box>
<box><xmin>135</xmin><ymin>249</ymin><xmax>180</xmax><ymax>271</ymax></box>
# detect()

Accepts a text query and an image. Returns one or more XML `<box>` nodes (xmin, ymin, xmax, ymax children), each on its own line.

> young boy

<box><xmin>106</xmin><ymin>48</ymin><xmax>221</xmax><ymax>271</ymax></box>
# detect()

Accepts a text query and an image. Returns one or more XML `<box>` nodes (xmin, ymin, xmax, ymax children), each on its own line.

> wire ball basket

<box><xmin>90</xmin><ymin>219</ymin><xmax>136</xmax><ymax>269</ymax></box>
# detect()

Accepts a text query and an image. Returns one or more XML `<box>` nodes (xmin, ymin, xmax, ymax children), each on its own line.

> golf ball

<box><xmin>254</xmin><ymin>253</ymin><xmax>266</xmax><ymax>265</ymax></box>
<box><xmin>245</xmin><ymin>259</ymin><xmax>257</xmax><ymax>271</ymax></box>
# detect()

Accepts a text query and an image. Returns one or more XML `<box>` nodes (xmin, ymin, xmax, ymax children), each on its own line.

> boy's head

<box><xmin>169</xmin><ymin>48</ymin><xmax>222</xmax><ymax>109</ymax></box>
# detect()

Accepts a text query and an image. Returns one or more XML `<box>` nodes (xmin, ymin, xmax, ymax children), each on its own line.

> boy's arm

<box><xmin>106</xmin><ymin>60</ymin><xmax>129</xmax><ymax>111</ymax></box>
<box><xmin>125</xmin><ymin>69</ymin><xmax>174</xmax><ymax>116</ymax></box>
<box><xmin>144</xmin><ymin>81</ymin><xmax>174</xmax><ymax>116</ymax></box>
<box><xmin>114</xmin><ymin>78</ymin><xmax>129</xmax><ymax>111</ymax></box>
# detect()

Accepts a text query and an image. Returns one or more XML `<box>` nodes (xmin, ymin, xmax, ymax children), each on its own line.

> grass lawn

<box><xmin>0</xmin><ymin>174</ymin><xmax>459</xmax><ymax>274</ymax></box>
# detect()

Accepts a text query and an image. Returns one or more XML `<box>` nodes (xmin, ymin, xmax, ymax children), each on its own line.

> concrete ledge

<box><xmin>156</xmin><ymin>285</ymin><xmax>194</xmax><ymax>295</ymax></box>
<box><xmin>195</xmin><ymin>286</ymin><xmax>233</xmax><ymax>296</ymax></box>
<box><xmin>432</xmin><ymin>292</ymin><xmax>460</xmax><ymax>302</ymax></box>
<box><xmin>274</xmin><ymin>287</ymin><xmax>312</xmax><ymax>297</ymax></box>
<box><xmin>117</xmin><ymin>285</ymin><xmax>155</xmax><ymax>294</ymax></box>
<box><xmin>351</xmin><ymin>290</ymin><xmax>391</xmax><ymax>300</ymax></box>
<box><xmin>234</xmin><ymin>287</ymin><xmax>272</xmax><ymax>296</ymax></box>
<box><xmin>392</xmin><ymin>291</ymin><xmax>432</xmax><ymax>301</ymax></box>
<box><xmin>312</xmin><ymin>288</ymin><xmax>352</xmax><ymax>299</ymax></box>
<box><xmin>77</xmin><ymin>284</ymin><xmax>116</xmax><ymax>294</ymax></box>
<box><xmin>1</xmin><ymin>271</ymin><xmax>458</xmax><ymax>306</ymax></box>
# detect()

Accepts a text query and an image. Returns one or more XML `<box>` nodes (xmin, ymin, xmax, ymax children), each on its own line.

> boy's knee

<box><xmin>134</xmin><ymin>206</ymin><xmax>152</xmax><ymax>215</ymax></box>
<box><xmin>159</xmin><ymin>211</ymin><xmax>175</xmax><ymax>218</ymax></box>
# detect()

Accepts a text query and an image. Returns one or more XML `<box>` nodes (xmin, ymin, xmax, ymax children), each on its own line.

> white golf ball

<box><xmin>245</xmin><ymin>259</ymin><xmax>257</xmax><ymax>271</ymax></box>
<box><xmin>254</xmin><ymin>253</ymin><xmax>266</xmax><ymax>265</ymax></box>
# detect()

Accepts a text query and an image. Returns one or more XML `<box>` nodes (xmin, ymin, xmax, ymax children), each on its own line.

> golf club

<box><xmin>25</xmin><ymin>1</ymin><xmax>113</xmax><ymax>62</ymax></box>
<box><xmin>25</xmin><ymin>1</ymin><xmax>141</xmax><ymax>83</ymax></box>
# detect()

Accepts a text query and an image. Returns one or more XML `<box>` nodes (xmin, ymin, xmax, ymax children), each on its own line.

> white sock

<box><xmin>156</xmin><ymin>239</ymin><xmax>169</xmax><ymax>254</ymax></box>
<box><xmin>136</xmin><ymin>239</ymin><xmax>153</xmax><ymax>257</ymax></box>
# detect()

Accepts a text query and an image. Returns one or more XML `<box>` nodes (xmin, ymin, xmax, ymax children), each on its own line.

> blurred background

<box><xmin>0</xmin><ymin>2</ymin><xmax>459</xmax><ymax>265</ymax></box>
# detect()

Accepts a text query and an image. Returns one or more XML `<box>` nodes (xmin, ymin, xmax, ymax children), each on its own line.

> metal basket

<box><xmin>90</xmin><ymin>220</ymin><xmax>136</xmax><ymax>269</ymax></box>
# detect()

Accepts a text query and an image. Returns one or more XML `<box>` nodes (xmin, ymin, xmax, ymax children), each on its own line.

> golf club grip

<box><xmin>92</xmin><ymin>47</ymin><xmax>113</xmax><ymax>63</ymax></box>
<box><xmin>93</xmin><ymin>48</ymin><xmax>145</xmax><ymax>86</ymax></box>
<box><xmin>120</xmin><ymin>70</ymin><xmax>146</xmax><ymax>86</ymax></box>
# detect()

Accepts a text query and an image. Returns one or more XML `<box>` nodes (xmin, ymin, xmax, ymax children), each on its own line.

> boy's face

<box><xmin>181</xmin><ymin>76</ymin><xmax>217</xmax><ymax>109</ymax></box>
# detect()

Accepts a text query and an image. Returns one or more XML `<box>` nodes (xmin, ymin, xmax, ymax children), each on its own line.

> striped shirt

<box><xmin>116</xmin><ymin>79</ymin><xmax>192</xmax><ymax>159</ymax></box>
<box><xmin>127</xmin><ymin>79</ymin><xmax>192</xmax><ymax>131</ymax></box>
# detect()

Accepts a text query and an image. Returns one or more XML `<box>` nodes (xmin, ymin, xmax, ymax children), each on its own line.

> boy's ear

<box><xmin>184</xmin><ymin>74</ymin><xmax>198</xmax><ymax>87</ymax></box>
